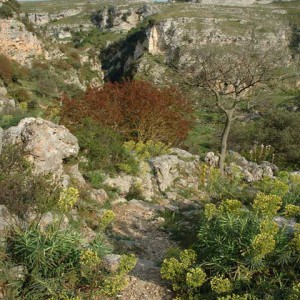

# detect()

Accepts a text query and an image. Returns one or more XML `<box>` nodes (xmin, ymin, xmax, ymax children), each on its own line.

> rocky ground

<box><xmin>111</xmin><ymin>199</ymin><xmax>176</xmax><ymax>300</ymax></box>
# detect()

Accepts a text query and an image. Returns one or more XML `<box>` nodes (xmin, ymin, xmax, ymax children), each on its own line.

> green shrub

<box><xmin>12</xmin><ymin>87</ymin><xmax>31</xmax><ymax>103</ymax></box>
<box><xmin>230</xmin><ymin>109</ymin><xmax>300</xmax><ymax>169</ymax></box>
<box><xmin>1</xmin><ymin>186</ymin><xmax>136</xmax><ymax>299</ymax></box>
<box><xmin>161</xmin><ymin>195</ymin><xmax>300</xmax><ymax>299</ymax></box>
<box><xmin>0</xmin><ymin>54</ymin><xmax>14</xmax><ymax>84</ymax></box>
<box><xmin>69</xmin><ymin>118</ymin><xmax>138</xmax><ymax>176</ymax></box>
<box><xmin>123</xmin><ymin>140</ymin><xmax>170</xmax><ymax>160</ymax></box>
<box><xmin>0</xmin><ymin>54</ymin><xmax>26</xmax><ymax>85</ymax></box>
<box><xmin>200</xmin><ymin>166</ymin><xmax>249</xmax><ymax>202</ymax></box>
<box><xmin>0</xmin><ymin>144</ymin><xmax>60</xmax><ymax>218</ymax></box>
<box><xmin>0</xmin><ymin>4</ymin><xmax>13</xmax><ymax>19</ymax></box>
<box><xmin>0</xmin><ymin>109</ymin><xmax>37</xmax><ymax>129</ymax></box>
<box><xmin>118</xmin><ymin>140</ymin><xmax>169</xmax><ymax>175</ymax></box>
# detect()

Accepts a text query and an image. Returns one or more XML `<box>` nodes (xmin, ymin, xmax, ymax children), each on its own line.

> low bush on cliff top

<box><xmin>0</xmin><ymin>0</ymin><xmax>20</xmax><ymax>19</ymax></box>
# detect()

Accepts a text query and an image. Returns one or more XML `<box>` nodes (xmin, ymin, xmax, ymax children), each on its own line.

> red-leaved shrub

<box><xmin>62</xmin><ymin>80</ymin><xmax>193</xmax><ymax>145</ymax></box>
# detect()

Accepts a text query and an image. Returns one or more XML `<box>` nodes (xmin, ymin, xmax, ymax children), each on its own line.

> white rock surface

<box><xmin>3</xmin><ymin>118</ymin><xmax>79</xmax><ymax>176</ymax></box>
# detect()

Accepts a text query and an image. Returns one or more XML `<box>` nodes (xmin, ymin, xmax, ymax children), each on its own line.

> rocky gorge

<box><xmin>0</xmin><ymin>0</ymin><xmax>300</xmax><ymax>298</ymax></box>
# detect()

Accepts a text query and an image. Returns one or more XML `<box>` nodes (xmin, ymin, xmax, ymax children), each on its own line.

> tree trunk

<box><xmin>219</xmin><ymin>109</ymin><xmax>234</xmax><ymax>176</ymax></box>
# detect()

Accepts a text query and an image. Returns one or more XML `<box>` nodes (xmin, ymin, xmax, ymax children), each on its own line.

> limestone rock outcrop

<box><xmin>26</xmin><ymin>9</ymin><xmax>82</xmax><ymax>26</ymax></box>
<box><xmin>0</xmin><ymin>205</ymin><xmax>14</xmax><ymax>233</ymax></box>
<box><xmin>225</xmin><ymin>151</ymin><xmax>278</xmax><ymax>182</ymax></box>
<box><xmin>0</xmin><ymin>19</ymin><xmax>43</xmax><ymax>65</ymax></box>
<box><xmin>3</xmin><ymin>118</ymin><xmax>79</xmax><ymax>176</ymax></box>
<box><xmin>0</xmin><ymin>96</ymin><xmax>15</xmax><ymax>114</ymax></box>
<box><xmin>93</xmin><ymin>4</ymin><xmax>159</xmax><ymax>33</ymax></box>
<box><xmin>105</xmin><ymin>148</ymin><xmax>201</xmax><ymax>201</ymax></box>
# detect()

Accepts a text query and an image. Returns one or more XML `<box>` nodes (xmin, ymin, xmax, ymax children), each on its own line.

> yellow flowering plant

<box><xmin>251</xmin><ymin>233</ymin><xmax>276</xmax><ymax>259</ymax></box>
<box><xmin>119</xmin><ymin>140</ymin><xmax>170</xmax><ymax>175</ymax></box>
<box><xmin>285</xmin><ymin>204</ymin><xmax>300</xmax><ymax>218</ymax></box>
<box><xmin>252</xmin><ymin>192</ymin><xmax>282</xmax><ymax>217</ymax></box>
<box><xmin>57</xmin><ymin>187</ymin><xmax>79</xmax><ymax>213</ymax></box>
<box><xmin>79</xmin><ymin>248</ymin><xmax>101</xmax><ymax>278</ymax></box>
<box><xmin>204</xmin><ymin>203</ymin><xmax>218</xmax><ymax>220</ymax></box>
<box><xmin>99</xmin><ymin>210</ymin><xmax>116</xmax><ymax>231</ymax></box>
<box><xmin>211</xmin><ymin>275</ymin><xmax>232</xmax><ymax>294</ymax></box>
<box><xmin>164</xmin><ymin>191</ymin><xmax>299</xmax><ymax>299</ymax></box>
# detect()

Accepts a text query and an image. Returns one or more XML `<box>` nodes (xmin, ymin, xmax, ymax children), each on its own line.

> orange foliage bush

<box><xmin>0</xmin><ymin>54</ymin><xmax>14</xmax><ymax>85</ymax></box>
<box><xmin>62</xmin><ymin>80</ymin><xmax>193</xmax><ymax>145</ymax></box>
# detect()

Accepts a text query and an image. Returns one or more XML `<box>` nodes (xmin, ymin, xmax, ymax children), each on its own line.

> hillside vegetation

<box><xmin>0</xmin><ymin>0</ymin><xmax>299</xmax><ymax>299</ymax></box>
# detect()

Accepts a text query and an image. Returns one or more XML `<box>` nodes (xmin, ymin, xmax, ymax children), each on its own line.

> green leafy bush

<box><xmin>0</xmin><ymin>4</ymin><xmax>13</xmax><ymax>19</ymax></box>
<box><xmin>65</xmin><ymin>118</ymin><xmax>139</xmax><ymax>176</ymax></box>
<box><xmin>1</xmin><ymin>185</ymin><xmax>136</xmax><ymax>299</ymax></box>
<box><xmin>0</xmin><ymin>144</ymin><xmax>60</xmax><ymax>217</ymax></box>
<box><xmin>161</xmin><ymin>194</ymin><xmax>300</xmax><ymax>299</ymax></box>
<box><xmin>230</xmin><ymin>109</ymin><xmax>300</xmax><ymax>169</ymax></box>
<box><xmin>118</xmin><ymin>140</ymin><xmax>170</xmax><ymax>175</ymax></box>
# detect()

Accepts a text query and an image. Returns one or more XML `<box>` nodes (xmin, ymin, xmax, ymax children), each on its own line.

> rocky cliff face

<box><xmin>0</xmin><ymin>18</ymin><xmax>43</xmax><ymax>65</ymax></box>
<box><xmin>93</xmin><ymin>4</ymin><xmax>159</xmax><ymax>33</ymax></box>
<box><xmin>101</xmin><ymin>6</ymin><xmax>291</xmax><ymax>82</ymax></box>
<box><xmin>26</xmin><ymin>8</ymin><xmax>82</xmax><ymax>26</ymax></box>
<box><xmin>2</xmin><ymin>118</ymin><xmax>79</xmax><ymax>177</ymax></box>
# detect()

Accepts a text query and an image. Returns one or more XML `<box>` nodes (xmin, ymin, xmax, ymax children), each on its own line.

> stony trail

<box><xmin>110</xmin><ymin>199</ymin><xmax>177</xmax><ymax>300</ymax></box>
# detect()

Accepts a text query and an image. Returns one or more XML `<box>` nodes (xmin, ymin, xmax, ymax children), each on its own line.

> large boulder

<box><xmin>0</xmin><ymin>205</ymin><xmax>15</xmax><ymax>233</ymax></box>
<box><xmin>150</xmin><ymin>148</ymin><xmax>200</xmax><ymax>194</ymax></box>
<box><xmin>3</xmin><ymin>118</ymin><xmax>79</xmax><ymax>176</ymax></box>
<box><xmin>0</xmin><ymin>96</ymin><xmax>15</xmax><ymax>114</ymax></box>
<box><xmin>149</xmin><ymin>155</ymin><xmax>180</xmax><ymax>192</ymax></box>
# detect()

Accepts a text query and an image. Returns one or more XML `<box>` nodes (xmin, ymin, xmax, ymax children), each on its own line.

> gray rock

<box><xmin>262</xmin><ymin>165</ymin><xmax>273</xmax><ymax>177</ymax></box>
<box><xmin>252</xmin><ymin>167</ymin><xmax>264</xmax><ymax>181</ymax></box>
<box><xmin>111</xmin><ymin>197</ymin><xmax>127</xmax><ymax>206</ymax></box>
<box><xmin>81</xmin><ymin>226</ymin><xmax>97</xmax><ymax>244</ymax></box>
<box><xmin>165</xmin><ymin>205</ymin><xmax>179</xmax><ymax>212</ymax></box>
<box><xmin>0</xmin><ymin>205</ymin><xmax>15</xmax><ymax>232</ymax></box>
<box><xmin>137</xmin><ymin>4</ymin><xmax>160</xmax><ymax>19</ymax></box>
<box><xmin>103</xmin><ymin>254</ymin><xmax>122</xmax><ymax>273</ymax></box>
<box><xmin>129</xmin><ymin>199</ymin><xmax>164</xmax><ymax>212</ymax></box>
<box><xmin>205</xmin><ymin>151</ymin><xmax>219</xmax><ymax>167</ymax></box>
<box><xmin>0</xmin><ymin>18</ymin><xmax>44</xmax><ymax>65</ymax></box>
<box><xmin>273</xmin><ymin>216</ymin><xmax>297</xmax><ymax>234</ymax></box>
<box><xmin>104</xmin><ymin>174</ymin><xmax>134</xmax><ymax>195</ymax></box>
<box><xmin>67</xmin><ymin>164</ymin><xmax>86</xmax><ymax>185</ymax></box>
<box><xmin>165</xmin><ymin>191</ymin><xmax>178</xmax><ymax>200</ymax></box>
<box><xmin>3</xmin><ymin>118</ymin><xmax>79</xmax><ymax>177</ymax></box>
<box><xmin>150</xmin><ymin>155</ymin><xmax>180</xmax><ymax>192</ymax></box>
<box><xmin>89</xmin><ymin>188</ymin><xmax>108</xmax><ymax>205</ymax></box>
<box><xmin>0</xmin><ymin>97</ymin><xmax>15</xmax><ymax>114</ymax></box>
<box><xmin>8</xmin><ymin>265</ymin><xmax>26</xmax><ymax>280</ymax></box>
<box><xmin>226</xmin><ymin>151</ymin><xmax>278</xmax><ymax>182</ymax></box>
<box><xmin>243</xmin><ymin>170</ymin><xmax>254</xmax><ymax>183</ymax></box>
<box><xmin>170</xmin><ymin>148</ymin><xmax>197</xmax><ymax>159</ymax></box>
<box><xmin>260</xmin><ymin>161</ymin><xmax>279</xmax><ymax>173</ymax></box>
<box><xmin>28</xmin><ymin>211</ymin><xmax>69</xmax><ymax>231</ymax></box>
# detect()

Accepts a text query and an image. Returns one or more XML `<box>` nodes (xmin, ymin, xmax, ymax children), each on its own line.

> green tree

<box><xmin>177</xmin><ymin>44</ymin><xmax>284</xmax><ymax>175</ymax></box>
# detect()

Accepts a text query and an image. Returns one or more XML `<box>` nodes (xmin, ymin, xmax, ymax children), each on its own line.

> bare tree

<box><xmin>177</xmin><ymin>44</ymin><xmax>284</xmax><ymax>175</ymax></box>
